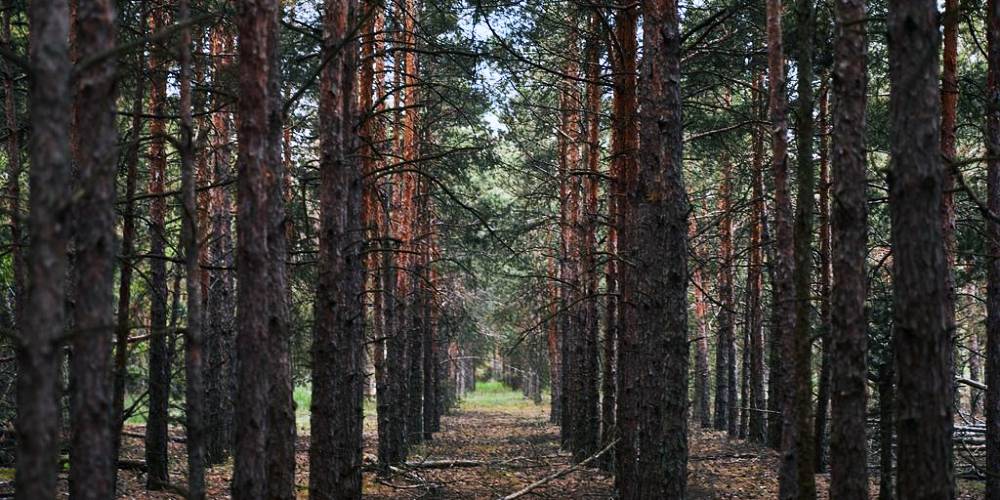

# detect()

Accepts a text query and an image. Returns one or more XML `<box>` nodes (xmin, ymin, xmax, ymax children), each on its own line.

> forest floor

<box><xmin>34</xmin><ymin>381</ymin><xmax>985</xmax><ymax>498</ymax></box>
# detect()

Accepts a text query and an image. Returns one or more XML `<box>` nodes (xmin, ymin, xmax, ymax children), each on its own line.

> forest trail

<box><xmin>363</xmin><ymin>382</ymin><xmax>822</xmax><ymax>500</ymax></box>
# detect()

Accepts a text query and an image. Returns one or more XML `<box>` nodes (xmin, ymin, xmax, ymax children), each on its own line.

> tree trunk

<box><xmin>574</xmin><ymin>12</ymin><xmax>601</xmax><ymax>461</ymax></box>
<box><xmin>611</xmin><ymin>1</ymin><xmax>640</xmax><ymax>495</ymax></box>
<box><xmin>829</xmin><ymin>0</ymin><xmax>869</xmax><ymax>497</ymax></box>
<box><xmin>145</xmin><ymin>4</ymin><xmax>171</xmax><ymax>488</ymax></box>
<box><xmin>629</xmin><ymin>0</ymin><xmax>688</xmax><ymax>496</ymax></box>
<box><xmin>204</xmin><ymin>26</ymin><xmax>236</xmax><ymax>467</ymax></box>
<box><xmin>747</xmin><ymin>70</ymin><xmax>767</xmax><ymax>444</ymax></box>
<box><xmin>765</xmin><ymin>0</ymin><xmax>794</xmax><ymax>453</ymax></box>
<box><xmin>813</xmin><ymin>77</ymin><xmax>831</xmax><ymax>474</ymax></box>
<box><xmin>985</xmin><ymin>1</ymin><xmax>1000</xmax><ymax>498</ymax></box>
<box><xmin>265</xmin><ymin>1</ymin><xmax>296</xmax><ymax>496</ymax></box>
<box><xmin>780</xmin><ymin>0</ymin><xmax>817</xmax><ymax>495</ymax></box>
<box><xmin>715</xmin><ymin>146</ymin><xmax>734</xmax><ymax>435</ymax></box>
<box><xmin>887</xmin><ymin>1</ymin><xmax>955</xmax><ymax>497</ymax></box>
<box><xmin>310</xmin><ymin>0</ymin><xmax>365</xmax><ymax>495</ymax></box>
<box><xmin>113</xmin><ymin>14</ymin><xmax>145</xmax><ymax>483</ymax></box>
<box><xmin>878</xmin><ymin>361</ymin><xmax>894</xmax><ymax>500</ymax></box>
<box><xmin>691</xmin><ymin>220</ymin><xmax>711</xmax><ymax>429</ymax></box>
<box><xmin>232</xmin><ymin>0</ymin><xmax>279</xmax><ymax>494</ymax></box>
<box><xmin>178</xmin><ymin>2</ymin><xmax>205</xmax><ymax>496</ymax></box>
<box><xmin>16</xmin><ymin>0</ymin><xmax>71</xmax><ymax>496</ymax></box>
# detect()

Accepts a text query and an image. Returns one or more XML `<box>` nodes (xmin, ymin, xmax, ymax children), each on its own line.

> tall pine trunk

<box><xmin>887</xmin><ymin>0</ymin><xmax>954</xmax><ymax>496</ymax></box>
<box><xmin>984</xmin><ymin>1</ymin><xmax>1000</xmax><ymax>498</ymax></box>
<box><xmin>829</xmin><ymin>0</ymin><xmax>869</xmax><ymax>496</ymax></box>
<box><xmin>16</xmin><ymin>0</ymin><xmax>71</xmax><ymax>495</ymax></box>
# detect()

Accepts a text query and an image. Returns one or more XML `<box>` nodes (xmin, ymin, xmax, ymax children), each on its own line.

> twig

<box><xmin>498</xmin><ymin>439</ymin><xmax>618</xmax><ymax>500</ymax></box>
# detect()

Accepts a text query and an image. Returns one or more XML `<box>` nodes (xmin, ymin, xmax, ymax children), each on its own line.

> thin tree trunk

<box><xmin>748</xmin><ymin>70</ymin><xmax>767</xmax><ymax>445</ymax></box>
<box><xmin>145</xmin><ymin>4</ymin><xmax>171</xmax><ymax>488</ymax></box>
<box><xmin>113</xmin><ymin>11</ymin><xmax>145</xmax><ymax>482</ymax></box>
<box><xmin>16</xmin><ymin>0</ymin><xmax>71</xmax><ymax>495</ymax></box>
<box><xmin>984</xmin><ymin>1</ymin><xmax>1000</xmax><ymax>498</ymax></box>
<box><xmin>715</xmin><ymin>147</ymin><xmax>734</xmax><ymax>435</ymax></box>
<box><xmin>829</xmin><ymin>0</ymin><xmax>869</xmax><ymax>497</ymax></box>
<box><xmin>204</xmin><ymin>26</ymin><xmax>236</xmax><ymax>466</ymax></box>
<box><xmin>265</xmin><ymin>1</ymin><xmax>296</xmax><ymax>496</ymax></box>
<box><xmin>611</xmin><ymin>1</ymin><xmax>640</xmax><ymax>494</ymax></box>
<box><xmin>780</xmin><ymin>0</ymin><xmax>817</xmax><ymax>495</ymax></box>
<box><xmin>575</xmin><ymin>11</ymin><xmax>601</xmax><ymax>460</ymax></box>
<box><xmin>691</xmin><ymin>220</ymin><xmax>711</xmax><ymax>429</ymax></box>
<box><xmin>766</xmin><ymin>0</ymin><xmax>794</xmax><ymax>453</ymax></box>
<box><xmin>813</xmin><ymin>77</ymin><xmax>831</xmax><ymax>474</ymax></box>
<box><xmin>178</xmin><ymin>1</ymin><xmax>205</xmax><ymax>496</ymax></box>
<box><xmin>887</xmin><ymin>1</ymin><xmax>955</xmax><ymax>497</ymax></box>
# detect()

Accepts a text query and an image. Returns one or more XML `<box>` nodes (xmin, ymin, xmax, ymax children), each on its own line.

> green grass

<box><xmin>461</xmin><ymin>380</ymin><xmax>539</xmax><ymax>408</ymax></box>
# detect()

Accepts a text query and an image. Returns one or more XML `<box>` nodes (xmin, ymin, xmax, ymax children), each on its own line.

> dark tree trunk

<box><xmin>714</xmin><ymin>151</ymin><xmax>734</xmax><ymax>435</ymax></box>
<box><xmin>265</xmin><ymin>2</ymin><xmax>296</xmax><ymax>497</ymax></box>
<box><xmin>985</xmin><ymin>1</ymin><xmax>1000</xmax><ymax>498</ymax></box>
<box><xmin>547</xmin><ymin>254</ymin><xmax>562</xmax><ymax>424</ymax></box>
<box><xmin>70</xmin><ymin>0</ymin><xmax>118</xmax><ymax>496</ymax></box>
<box><xmin>574</xmin><ymin>12</ymin><xmax>601</xmax><ymax>460</ymax></box>
<box><xmin>558</xmin><ymin>18</ymin><xmax>581</xmax><ymax>452</ymax></box>
<box><xmin>813</xmin><ymin>77</ymin><xmax>831</xmax><ymax>474</ymax></box>
<box><xmin>611</xmin><ymin>1</ymin><xmax>639</xmax><ymax>495</ymax></box>
<box><xmin>204</xmin><ymin>27</ymin><xmax>236</xmax><ymax>466</ymax></box>
<box><xmin>628</xmin><ymin>0</ymin><xmax>688</xmax><ymax>496</ymax></box>
<box><xmin>747</xmin><ymin>70</ymin><xmax>767</xmax><ymax>444</ymax></box>
<box><xmin>829</xmin><ymin>0</ymin><xmax>869</xmax><ymax>497</ymax></box>
<box><xmin>16</xmin><ymin>0</ymin><xmax>71</xmax><ymax>496</ymax></box>
<box><xmin>310</xmin><ymin>0</ymin><xmax>365</xmax><ymax>495</ymax></box>
<box><xmin>145</xmin><ymin>4</ymin><xmax>171</xmax><ymax>488</ymax></box>
<box><xmin>887</xmin><ymin>1</ymin><xmax>955</xmax><ymax>497</ymax></box>
<box><xmin>878</xmin><ymin>362</ymin><xmax>895</xmax><ymax>500</ymax></box>
<box><xmin>691</xmin><ymin>221</ymin><xmax>711</xmax><ymax>429</ymax></box>
<box><xmin>780</xmin><ymin>0</ymin><xmax>817</xmax><ymax>495</ymax></box>
<box><xmin>178</xmin><ymin>1</ymin><xmax>206</xmax><ymax>496</ymax></box>
<box><xmin>232</xmin><ymin>0</ymin><xmax>279</xmax><ymax>494</ymax></box>
<box><xmin>941</xmin><ymin>0</ymin><xmax>959</xmax><ymax>398</ymax></box>
<box><xmin>113</xmin><ymin>15</ymin><xmax>144</xmax><ymax>483</ymax></box>
<box><xmin>765</xmin><ymin>0</ymin><xmax>794</xmax><ymax>453</ymax></box>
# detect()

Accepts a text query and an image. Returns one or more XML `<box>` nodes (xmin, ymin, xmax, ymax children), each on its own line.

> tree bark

<box><xmin>611</xmin><ymin>2</ymin><xmax>639</xmax><ymax>495</ymax></box>
<box><xmin>691</xmin><ymin>220</ymin><xmax>711</xmax><ymax>429</ymax></box>
<box><xmin>887</xmin><ymin>1</ymin><xmax>955</xmax><ymax>497</ymax></box>
<box><xmin>178</xmin><ymin>1</ymin><xmax>205</xmax><ymax>496</ymax></box>
<box><xmin>985</xmin><ymin>1</ymin><xmax>1000</xmax><ymax>498</ymax></box>
<box><xmin>310</xmin><ymin>0</ymin><xmax>365</xmax><ymax>495</ymax></box>
<box><xmin>16</xmin><ymin>0</ymin><xmax>71</xmax><ymax>496</ymax></box>
<box><xmin>629</xmin><ymin>0</ymin><xmax>688</xmax><ymax>496</ymax></box>
<box><xmin>714</xmin><ymin>145</ymin><xmax>735</xmax><ymax>436</ymax></box>
<box><xmin>813</xmin><ymin>77</ymin><xmax>831</xmax><ymax>474</ymax></box>
<box><xmin>747</xmin><ymin>70</ymin><xmax>767</xmax><ymax>444</ymax></box>
<box><xmin>232</xmin><ymin>0</ymin><xmax>279</xmax><ymax>494</ymax></box>
<box><xmin>204</xmin><ymin>26</ymin><xmax>236</xmax><ymax>467</ymax></box>
<box><xmin>829</xmin><ymin>0</ymin><xmax>869</xmax><ymax>497</ymax></box>
<box><xmin>145</xmin><ymin>4</ymin><xmax>171</xmax><ymax>488</ymax></box>
<box><xmin>765</xmin><ymin>0</ymin><xmax>794</xmax><ymax>452</ymax></box>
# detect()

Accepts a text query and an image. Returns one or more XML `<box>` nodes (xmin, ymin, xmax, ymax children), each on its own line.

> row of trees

<box><xmin>511</xmin><ymin>0</ymin><xmax>1000</xmax><ymax>498</ymax></box>
<box><xmin>2</xmin><ymin>0</ymin><xmax>493</xmax><ymax>497</ymax></box>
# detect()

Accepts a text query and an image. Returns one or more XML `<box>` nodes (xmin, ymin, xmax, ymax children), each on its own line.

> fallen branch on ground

<box><xmin>497</xmin><ymin>438</ymin><xmax>618</xmax><ymax>500</ymax></box>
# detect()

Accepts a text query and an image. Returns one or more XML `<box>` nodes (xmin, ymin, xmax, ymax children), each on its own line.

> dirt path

<box><xmin>363</xmin><ymin>385</ymin><xmax>800</xmax><ymax>499</ymax></box>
